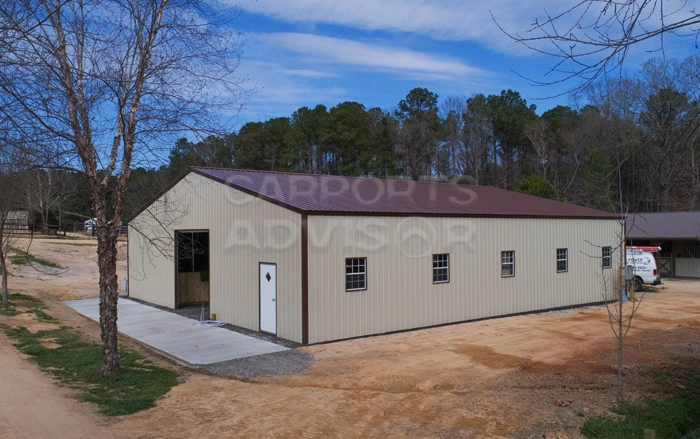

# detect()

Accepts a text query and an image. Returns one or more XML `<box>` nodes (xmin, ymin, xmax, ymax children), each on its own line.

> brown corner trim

<box><xmin>191</xmin><ymin>167</ymin><xmax>307</xmax><ymax>214</ymax></box>
<box><xmin>301</xmin><ymin>214</ymin><xmax>309</xmax><ymax>344</ymax></box>
<box><xmin>128</xmin><ymin>167</ymin><xmax>194</xmax><ymax>223</ymax></box>
<box><xmin>126</xmin><ymin>227</ymin><xmax>130</xmax><ymax>297</ymax></box>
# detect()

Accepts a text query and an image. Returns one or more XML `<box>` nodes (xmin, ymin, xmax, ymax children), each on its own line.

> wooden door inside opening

<box><xmin>176</xmin><ymin>231</ymin><xmax>210</xmax><ymax>307</ymax></box>
<box><xmin>658</xmin><ymin>240</ymin><xmax>674</xmax><ymax>276</ymax></box>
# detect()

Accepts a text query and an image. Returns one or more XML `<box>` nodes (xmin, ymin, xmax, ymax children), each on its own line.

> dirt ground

<box><xmin>1</xmin><ymin>236</ymin><xmax>699</xmax><ymax>438</ymax></box>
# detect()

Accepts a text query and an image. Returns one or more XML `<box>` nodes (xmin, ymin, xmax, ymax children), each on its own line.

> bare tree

<box><xmin>0</xmin><ymin>135</ymin><xmax>28</xmax><ymax>305</ymax></box>
<box><xmin>525</xmin><ymin>118</ymin><xmax>551</xmax><ymax>178</ymax></box>
<box><xmin>584</xmin><ymin>203</ymin><xmax>647</xmax><ymax>403</ymax></box>
<box><xmin>493</xmin><ymin>1</ymin><xmax>700</xmax><ymax>93</ymax></box>
<box><xmin>0</xmin><ymin>0</ymin><xmax>244</xmax><ymax>374</ymax></box>
<box><xmin>23</xmin><ymin>168</ymin><xmax>70</xmax><ymax>232</ymax></box>
<box><xmin>462</xmin><ymin>94</ymin><xmax>494</xmax><ymax>186</ymax></box>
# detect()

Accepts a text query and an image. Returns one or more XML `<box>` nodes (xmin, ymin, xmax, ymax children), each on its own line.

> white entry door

<box><xmin>259</xmin><ymin>263</ymin><xmax>277</xmax><ymax>334</ymax></box>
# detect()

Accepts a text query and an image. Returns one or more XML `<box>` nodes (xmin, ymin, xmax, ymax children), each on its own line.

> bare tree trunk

<box><xmin>617</xmin><ymin>290</ymin><xmax>623</xmax><ymax>402</ymax></box>
<box><xmin>0</xmin><ymin>241</ymin><xmax>7</xmax><ymax>305</ymax></box>
<box><xmin>0</xmin><ymin>214</ymin><xmax>7</xmax><ymax>304</ymax></box>
<box><xmin>97</xmin><ymin>224</ymin><xmax>120</xmax><ymax>374</ymax></box>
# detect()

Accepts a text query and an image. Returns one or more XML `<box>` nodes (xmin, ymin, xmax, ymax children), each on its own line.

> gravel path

<box><xmin>203</xmin><ymin>349</ymin><xmax>313</xmax><ymax>378</ymax></box>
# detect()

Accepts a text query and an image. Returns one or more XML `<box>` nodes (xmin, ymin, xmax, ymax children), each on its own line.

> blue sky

<box><xmin>226</xmin><ymin>0</ymin><xmax>698</xmax><ymax>126</ymax></box>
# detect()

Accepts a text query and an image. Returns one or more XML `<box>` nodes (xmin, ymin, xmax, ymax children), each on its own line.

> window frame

<box><xmin>602</xmin><ymin>246</ymin><xmax>612</xmax><ymax>269</ymax></box>
<box><xmin>557</xmin><ymin>248</ymin><xmax>568</xmax><ymax>273</ymax></box>
<box><xmin>432</xmin><ymin>253</ymin><xmax>450</xmax><ymax>284</ymax></box>
<box><xmin>175</xmin><ymin>230</ymin><xmax>209</xmax><ymax>274</ymax></box>
<box><xmin>345</xmin><ymin>257</ymin><xmax>367</xmax><ymax>292</ymax></box>
<box><xmin>501</xmin><ymin>250</ymin><xmax>515</xmax><ymax>278</ymax></box>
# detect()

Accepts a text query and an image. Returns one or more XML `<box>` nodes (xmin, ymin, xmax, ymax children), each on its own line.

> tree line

<box><xmin>123</xmin><ymin>55</ymin><xmax>699</xmax><ymax>217</ymax></box>
<box><xmin>5</xmin><ymin>55</ymin><xmax>699</xmax><ymax>227</ymax></box>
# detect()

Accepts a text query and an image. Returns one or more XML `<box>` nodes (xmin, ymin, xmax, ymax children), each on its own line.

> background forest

<box><xmin>18</xmin><ymin>55</ymin><xmax>700</xmax><ymax>226</ymax></box>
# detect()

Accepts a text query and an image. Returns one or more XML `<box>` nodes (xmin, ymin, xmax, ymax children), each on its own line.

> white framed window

<box><xmin>433</xmin><ymin>254</ymin><xmax>449</xmax><ymax>283</ymax></box>
<box><xmin>602</xmin><ymin>246</ymin><xmax>612</xmax><ymax>269</ymax></box>
<box><xmin>557</xmin><ymin>248</ymin><xmax>568</xmax><ymax>273</ymax></box>
<box><xmin>345</xmin><ymin>257</ymin><xmax>367</xmax><ymax>291</ymax></box>
<box><xmin>501</xmin><ymin>251</ymin><xmax>514</xmax><ymax>277</ymax></box>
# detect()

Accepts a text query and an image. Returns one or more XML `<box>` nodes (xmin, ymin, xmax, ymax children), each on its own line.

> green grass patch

<box><xmin>33</xmin><ymin>309</ymin><xmax>59</xmax><ymax>323</ymax></box>
<box><xmin>10</xmin><ymin>247</ymin><xmax>63</xmax><ymax>268</ymax></box>
<box><xmin>2</xmin><ymin>294</ymin><xmax>178</xmax><ymax>415</ymax></box>
<box><xmin>5</xmin><ymin>325</ymin><xmax>179</xmax><ymax>416</ymax></box>
<box><xmin>0</xmin><ymin>299</ymin><xmax>20</xmax><ymax>316</ymax></box>
<box><xmin>582</xmin><ymin>379</ymin><xmax>700</xmax><ymax>439</ymax></box>
<box><xmin>0</xmin><ymin>293</ymin><xmax>48</xmax><ymax>318</ymax></box>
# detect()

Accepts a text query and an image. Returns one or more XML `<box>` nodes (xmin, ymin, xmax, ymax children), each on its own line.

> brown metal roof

<box><xmin>626</xmin><ymin>211</ymin><xmax>700</xmax><ymax>240</ymax></box>
<box><xmin>189</xmin><ymin>167</ymin><xmax>617</xmax><ymax>219</ymax></box>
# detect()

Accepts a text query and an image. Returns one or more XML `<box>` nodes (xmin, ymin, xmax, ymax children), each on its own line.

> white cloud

<box><xmin>233</xmin><ymin>59</ymin><xmax>347</xmax><ymax>121</ymax></box>
<box><xmin>236</xmin><ymin>0</ymin><xmax>698</xmax><ymax>57</ymax></box>
<box><xmin>236</xmin><ymin>0</ymin><xmax>554</xmax><ymax>54</ymax></box>
<box><xmin>256</xmin><ymin>32</ymin><xmax>486</xmax><ymax>78</ymax></box>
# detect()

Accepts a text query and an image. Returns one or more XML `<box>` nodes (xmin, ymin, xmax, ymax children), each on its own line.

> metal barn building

<box><xmin>627</xmin><ymin>211</ymin><xmax>700</xmax><ymax>278</ymax></box>
<box><xmin>128</xmin><ymin>167</ymin><xmax>619</xmax><ymax>344</ymax></box>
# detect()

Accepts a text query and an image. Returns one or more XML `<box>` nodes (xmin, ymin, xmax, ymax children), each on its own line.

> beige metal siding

<box><xmin>676</xmin><ymin>258</ymin><xmax>700</xmax><ymax>278</ymax></box>
<box><xmin>128</xmin><ymin>173</ymin><xmax>303</xmax><ymax>342</ymax></box>
<box><xmin>307</xmin><ymin>216</ymin><xmax>619</xmax><ymax>343</ymax></box>
<box><xmin>128</xmin><ymin>222</ymin><xmax>176</xmax><ymax>308</ymax></box>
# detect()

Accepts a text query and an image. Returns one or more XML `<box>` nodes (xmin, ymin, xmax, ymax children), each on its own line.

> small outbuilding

<box><xmin>84</xmin><ymin>218</ymin><xmax>97</xmax><ymax>232</ymax></box>
<box><xmin>128</xmin><ymin>167</ymin><xmax>619</xmax><ymax>344</ymax></box>
<box><xmin>4</xmin><ymin>211</ymin><xmax>29</xmax><ymax>230</ymax></box>
<box><xmin>627</xmin><ymin>211</ymin><xmax>700</xmax><ymax>278</ymax></box>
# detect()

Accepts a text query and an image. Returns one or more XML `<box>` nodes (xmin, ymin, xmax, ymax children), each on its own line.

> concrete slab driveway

<box><xmin>65</xmin><ymin>297</ymin><xmax>288</xmax><ymax>366</ymax></box>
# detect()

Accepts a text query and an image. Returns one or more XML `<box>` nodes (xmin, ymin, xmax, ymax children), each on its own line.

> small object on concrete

<box><xmin>644</xmin><ymin>429</ymin><xmax>656</xmax><ymax>439</ymax></box>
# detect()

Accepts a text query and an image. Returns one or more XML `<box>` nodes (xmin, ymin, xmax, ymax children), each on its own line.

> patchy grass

<box><xmin>2</xmin><ymin>295</ymin><xmax>179</xmax><ymax>416</ymax></box>
<box><xmin>582</xmin><ymin>379</ymin><xmax>700</xmax><ymax>439</ymax></box>
<box><xmin>9</xmin><ymin>247</ymin><xmax>63</xmax><ymax>268</ymax></box>
<box><xmin>0</xmin><ymin>293</ymin><xmax>56</xmax><ymax>321</ymax></box>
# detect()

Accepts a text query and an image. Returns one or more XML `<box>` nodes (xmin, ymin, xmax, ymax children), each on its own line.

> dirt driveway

<box><xmin>1</xmin><ymin>236</ymin><xmax>699</xmax><ymax>438</ymax></box>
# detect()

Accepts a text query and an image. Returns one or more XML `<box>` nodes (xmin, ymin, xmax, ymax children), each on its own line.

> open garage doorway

<box><xmin>176</xmin><ymin>230</ymin><xmax>210</xmax><ymax>308</ymax></box>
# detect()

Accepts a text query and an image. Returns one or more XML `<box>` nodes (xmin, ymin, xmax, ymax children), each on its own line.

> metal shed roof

<box><xmin>626</xmin><ymin>211</ymin><xmax>700</xmax><ymax>240</ymax></box>
<box><xmin>188</xmin><ymin>167</ymin><xmax>617</xmax><ymax>219</ymax></box>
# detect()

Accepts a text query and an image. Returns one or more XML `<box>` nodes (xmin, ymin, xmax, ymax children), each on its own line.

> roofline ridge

<box><xmin>190</xmin><ymin>166</ymin><xmax>492</xmax><ymax>187</ymax></box>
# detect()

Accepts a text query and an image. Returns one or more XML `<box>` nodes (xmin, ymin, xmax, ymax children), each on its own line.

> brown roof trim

<box><xmin>301</xmin><ymin>214</ymin><xmax>309</xmax><ymax>344</ymax></box>
<box><xmin>304</xmin><ymin>211</ymin><xmax>620</xmax><ymax>220</ymax></box>
<box><xmin>190</xmin><ymin>167</ymin><xmax>307</xmax><ymax>214</ymax></box>
<box><xmin>129</xmin><ymin>166</ymin><xmax>306</xmax><ymax>223</ymax></box>
<box><xmin>127</xmin><ymin>167</ymin><xmax>195</xmax><ymax>223</ymax></box>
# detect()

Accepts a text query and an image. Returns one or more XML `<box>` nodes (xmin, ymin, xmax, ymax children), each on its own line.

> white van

<box><xmin>626</xmin><ymin>246</ymin><xmax>662</xmax><ymax>291</ymax></box>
